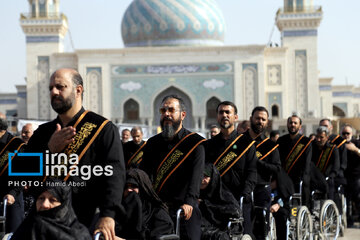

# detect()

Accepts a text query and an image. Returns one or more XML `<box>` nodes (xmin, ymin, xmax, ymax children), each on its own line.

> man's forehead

<box><xmin>289</xmin><ymin>117</ymin><xmax>300</xmax><ymax>123</ymax></box>
<box><xmin>162</xmin><ymin>98</ymin><xmax>179</xmax><ymax>106</ymax></box>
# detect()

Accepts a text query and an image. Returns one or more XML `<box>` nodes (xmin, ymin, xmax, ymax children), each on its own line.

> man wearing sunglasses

<box><xmin>140</xmin><ymin>95</ymin><xmax>205</xmax><ymax>240</ymax></box>
<box><xmin>342</xmin><ymin>124</ymin><xmax>360</xmax><ymax>226</ymax></box>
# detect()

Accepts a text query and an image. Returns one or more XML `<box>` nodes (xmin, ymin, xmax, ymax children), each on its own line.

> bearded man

<box><xmin>277</xmin><ymin>115</ymin><xmax>312</xmax><ymax>206</ymax></box>
<box><xmin>25</xmin><ymin>68</ymin><xmax>125</xmax><ymax>240</ymax></box>
<box><xmin>140</xmin><ymin>95</ymin><xmax>205</xmax><ymax>240</ymax></box>
<box><xmin>243</xmin><ymin>106</ymin><xmax>281</xmax><ymax>240</ymax></box>
<box><xmin>205</xmin><ymin>101</ymin><xmax>257</xmax><ymax>238</ymax></box>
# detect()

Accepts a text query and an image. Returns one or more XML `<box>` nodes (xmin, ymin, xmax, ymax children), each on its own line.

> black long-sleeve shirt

<box><xmin>139</xmin><ymin>128</ymin><xmax>205</xmax><ymax>208</ymax></box>
<box><xmin>205</xmin><ymin>130</ymin><xmax>257</xmax><ymax>201</ymax></box>
<box><xmin>244</xmin><ymin>131</ymin><xmax>281</xmax><ymax>185</ymax></box>
<box><xmin>123</xmin><ymin>140</ymin><xmax>145</xmax><ymax>167</ymax></box>
<box><xmin>0</xmin><ymin>131</ymin><xmax>25</xmax><ymax>199</ymax></box>
<box><xmin>26</xmin><ymin>107</ymin><xmax>126</xmax><ymax>226</ymax></box>
<box><xmin>311</xmin><ymin>141</ymin><xmax>340</xmax><ymax>179</ymax></box>
<box><xmin>329</xmin><ymin>134</ymin><xmax>347</xmax><ymax>179</ymax></box>
<box><xmin>277</xmin><ymin>133</ymin><xmax>312</xmax><ymax>187</ymax></box>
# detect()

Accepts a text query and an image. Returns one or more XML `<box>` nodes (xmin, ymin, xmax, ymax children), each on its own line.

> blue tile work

<box><xmin>121</xmin><ymin>0</ymin><xmax>225</xmax><ymax>47</ymax></box>
<box><xmin>112</xmin><ymin>74</ymin><xmax>233</xmax><ymax>118</ymax></box>
<box><xmin>87</xmin><ymin>67</ymin><xmax>102</xmax><ymax>75</ymax></box>
<box><xmin>17</xmin><ymin>92</ymin><xmax>27</xmax><ymax>98</ymax></box>
<box><xmin>0</xmin><ymin>99</ymin><xmax>17</xmax><ymax>104</ymax></box>
<box><xmin>319</xmin><ymin>85</ymin><xmax>332</xmax><ymax>91</ymax></box>
<box><xmin>112</xmin><ymin>63</ymin><xmax>233</xmax><ymax>75</ymax></box>
<box><xmin>26</xmin><ymin>36</ymin><xmax>60</xmax><ymax>43</ymax></box>
<box><xmin>333</xmin><ymin>92</ymin><xmax>353</xmax><ymax>97</ymax></box>
<box><xmin>283</xmin><ymin>30</ymin><xmax>317</xmax><ymax>37</ymax></box>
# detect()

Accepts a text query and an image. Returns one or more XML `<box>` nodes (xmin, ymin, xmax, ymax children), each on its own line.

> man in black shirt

<box><xmin>342</xmin><ymin>124</ymin><xmax>360</xmax><ymax>225</ymax></box>
<box><xmin>312</xmin><ymin>126</ymin><xmax>340</xmax><ymax>200</ymax></box>
<box><xmin>26</xmin><ymin>68</ymin><xmax>125</xmax><ymax>240</ymax></box>
<box><xmin>206</xmin><ymin>101</ymin><xmax>257</xmax><ymax>237</ymax></box>
<box><xmin>277</xmin><ymin>115</ymin><xmax>312</xmax><ymax>206</ymax></box>
<box><xmin>123</xmin><ymin>126</ymin><xmax>146</xmax><ymax>168</ymax></box>
<box><xmin>243</xmin><ymin>106</ymin><xmax>281</xmax><ymax>240</ymax></box>
<box><xmin>140</xmin><ymin>95</ymin><xmax>205</xmax><ymax>240</ymax></box>
<box><xmin>0</xmin><ymin>117</ymin><xmax>25</xmax><ymax>233</ymax></box>
<box><xmin>319</xmin><ymin>119</ymin><xmax>347</xmax><ymax>185</ymax></box>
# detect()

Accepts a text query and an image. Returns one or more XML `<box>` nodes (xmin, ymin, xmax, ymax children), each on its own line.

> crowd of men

<box><xmin>0</xmin><ymin>68</ymin><xmax>359</xmax><ymax>240</ymax></box>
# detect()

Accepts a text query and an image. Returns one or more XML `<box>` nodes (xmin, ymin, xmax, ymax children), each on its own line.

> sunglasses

<box><xmin>342</xmin><ymin>132</ymin><xmax>350</xmax><ymax>135</ymax></box>
<box><xmin>159</xmin><ymin>107</ymin><xmax>179</xmax><ymax>114</ymax></box>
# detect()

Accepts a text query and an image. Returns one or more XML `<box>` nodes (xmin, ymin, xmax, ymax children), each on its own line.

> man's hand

<box><xmin>180</xmin><ymin>204</ymin><xmax>193</xmax><ymax>220</ymax></box>
<box><xmin>94</xmin><ymin>217</ymin><xmax>116</xmax><ymax>240</ymax></box>
<box><xmin>4</xmin><ymin>194</ymin><xmax>15</xmax><ymax>205</ymax></box>
<box><xmin>48</xmin><ymin>124</ymin><xmax>76</xmax><ymax>153</ymax></box>
<box><xmin>270</xmin><ymin>203</ymin><xmax>280</xmax><ymax>213</ymax></box>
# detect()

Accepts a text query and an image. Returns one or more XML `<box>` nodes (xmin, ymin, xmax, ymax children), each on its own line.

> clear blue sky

<box><xmin>0</xmin><ymin>0</ymin><xmax>358</xmax><ymax>92</ymax></box>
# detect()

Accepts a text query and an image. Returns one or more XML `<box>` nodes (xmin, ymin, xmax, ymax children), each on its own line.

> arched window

<box><xmin>272</xmin><ymin>105</ymin><xmax>279</xmax><ymax>118</ymax></box>
<box><xmin>124</xmin><ymin>99</ymin><xmax>139</xmax><ymax>123</ymax></box>
<box><xmin>206</xmin><ymin>97</ymin><xmax>220</xmax><ymax>128</ymax></box>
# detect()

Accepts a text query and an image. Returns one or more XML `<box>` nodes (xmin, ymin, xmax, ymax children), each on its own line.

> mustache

<box><xmin>163</xmin><ymin>117</ymin><xmax>173</xmax><ymax>122</ymax></box>
<box><xmin>51</xmin><ymin>95</ymin><xmax>64</xmax><ymax>101</ymax></box>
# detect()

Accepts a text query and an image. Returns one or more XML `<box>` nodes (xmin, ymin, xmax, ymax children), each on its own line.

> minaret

<box><xmin>20</xmin><ymin>0</ymin><xmax>68</xmax><ymax>120</ymax></box>
<box><xmin>276</xmin><ymin>0</ymin><xmax>322</xmax><ymax>118</ymax></box>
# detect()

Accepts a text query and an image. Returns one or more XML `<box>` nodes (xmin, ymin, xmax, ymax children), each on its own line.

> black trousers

<box><xmin>169</xmin><ymin>205</ymin><xmax>201</xmax><ymax>240</ymax></box>
<box><xmin>273</xmin><ymin>207</ymin><xmax>289</xmax><ymax>240</ymax></box>
<box><xmin>253</xmin><ymin>185</ymin><xmax>271</xmax><ymax>240</ymax></box>
<box><xmin>5</xmin><ymin>191</ymin><xmax>24</xmax><ymax>233</ymax></box>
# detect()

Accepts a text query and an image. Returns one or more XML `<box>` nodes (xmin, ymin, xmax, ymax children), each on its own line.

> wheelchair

<box><xmin>336</xmin><ymin>185</ymin><xmax>346</xmax><ymax>237</ymax></box>
<box><xmin>309</xmin><ymin>189</ymin><xmax>339</xmax><ymax>240</ymax></box>
<box><xmin>227</xmin><ymin>197</ymin><xmax>252</xmax><ymax>240</ymax></box>
<box><xmin>252</xmin><ymin>187</ymin><xmax>276</xmax><ymax>240</ymax></box>
<box><xmin>0</xmin><ymin>199</ymin><xmax>7</xmax><ymax>240</ymax></box>
<box><xmin>287</xmin><ymin>181</ymin><xmax>313</xmax><ymax>240</ymax></box>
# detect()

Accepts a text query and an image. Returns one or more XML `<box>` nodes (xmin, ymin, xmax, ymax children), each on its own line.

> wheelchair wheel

<box><xmin>296</xmin><ymin>206</ymin><xmax>313</xmax><ymax>240</ymax></box>
<box><xmin>341</xmin><ymin>194</ymin><xmax>347</xmax><ymax>228</ymax></box>
<box><xmin>240</xmin><ymin>234</ymin><xmax>252</xmax><ymax>240</ymax></box>
<box><xmin>266</xmin><ymin>212</ymin><xmax>276</xmax><ymax>240</ymax></box>
<box><xmin>319</xmin><ymin>200</ymin><xmax>339</xmax><ymax>240</ymax></box>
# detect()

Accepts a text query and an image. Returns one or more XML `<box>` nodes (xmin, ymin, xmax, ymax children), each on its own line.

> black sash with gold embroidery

<box><xmin>0</xmin><ymin>137</ymin><xmax>25</xmax><ymax>176</ymax></box>
<box><xmin>330</xmin><ymin>135</ymin><xmax>346</xmax><ymax>149</ymax></box>
<box><xmin>154</xmin><ymin>132</ymin><xmax>205</xmax><ymax>193</ymax></box>
<box><xmin>316</xmin><ymin>144</ymin><xmax>336</xmax><ymax>173</ymax></box>
<box><xmin>256</xmin><ymin>138</ymin><xmax>279</xmax><ymax>161</ymax></box>
<box><xmin>284</xmin><ymin>135</ymin><xmax>312</xmax><ymax>174</ymax></box>
<box><xmin>214</xmin><ymin>134</ymin><xmax>255</xmax><ymax>177</ymax></box>
<box><xmin>46</xmin><ymin>111</ymin><xmax>109</xmax><ymax>181</ymax></box>
<box><xmin>127</xmin><ymin>141</ymin><xmax>147</xmax><ymax>168</ymax></box>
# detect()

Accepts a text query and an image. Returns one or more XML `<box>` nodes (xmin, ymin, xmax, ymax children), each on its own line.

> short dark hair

<box><xmin>251</xmin><ymin>106</ymin><xmax>269</xmax><ymax>117</ymax></box>
<box><xmin>287</xmin><ymin>115</ymin><xmax>302</xmax><ymax>125</ymax></box>
<box><xmin>131</xmin><ymin>126</ymin><xmax>143</xmax><ymax>134</ymax></box>
<box><xmin>319</xmin><ymin>118</ymin><xmax>332</xmax><ymax>127</ymax></box>
<box><xmin>210</xmin><ymin>124</ymin><xmax>219</xmax><ymax>130</ymax></box>
<box><xmin>0</xmin><ymin>118</ymin><xmax>8</xmax><ymax>131</ymax></box>
<box><xmin>316</xmin><ymin>126</ymin><xmax>329</xmax><ymax>136</ymax></box>
<box><xmin>72</xmin><ymin>71</ymin><xmax>83</xmax><ymax>87</ymax></box>
<box><xmin>122</xmin><ymin>128</ymin><xmax>130</xmax><ymax>133</ymax></box>
<box><xmin>270</xmin><ymin>130</ymin><xmax>279</xmax><ymax>138</ymax></box>
<box><xmin>161</xmin><ymin>95</ymin><xmax>186</xmax><ymax>112</ymax></box>
<box><xmin>216</xmin><ymin>101</ymin><xmax>237</xmax><ymax>114</ymax></box>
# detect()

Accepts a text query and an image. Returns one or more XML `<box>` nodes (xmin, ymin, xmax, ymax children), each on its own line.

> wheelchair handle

<box><xmin>175</xmin><ymin>208</ymin><xmax>183</xmax><ymax>236</ymax></box>
<box><xmin>94</xmin><ymin>232</ymin><xmax>103</xmax><ymax>240</ymax></box>
<box><xmin>3</xmin><ymin>198</ymin><xmax>7</xmax><ymax>218</ymax></box>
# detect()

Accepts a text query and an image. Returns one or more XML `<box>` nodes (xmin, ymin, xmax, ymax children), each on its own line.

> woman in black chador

<box><xmin>11</xmin><ymin>178</ymin><xmax>91</xmax><ymax>240</ymax></box>
<box><xmin>199</xmin><ymin>163</ymin><xmax>241</xmax><ymax>240</ymax></box>
<box><xmin>117</xmin><ymin>168</ymin><xmax>174</xmax><ymax>240</ymax></box>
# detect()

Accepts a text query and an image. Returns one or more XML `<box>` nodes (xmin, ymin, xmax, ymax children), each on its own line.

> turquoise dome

<box><xmin>121</xmin><ymin>0</ymin><xmax>226</xmax><ymax>47</ymax></box>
